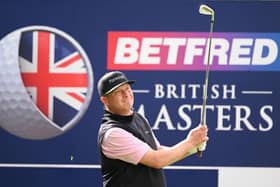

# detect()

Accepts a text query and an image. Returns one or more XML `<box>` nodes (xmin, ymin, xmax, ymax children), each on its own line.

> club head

<box><xmin>199</xmin><ymin>4</ymin><xmax>215</xmax><ymax>21</ymax></box>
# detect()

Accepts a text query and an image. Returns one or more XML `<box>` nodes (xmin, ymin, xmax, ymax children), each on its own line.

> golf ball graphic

<box><xmin>0</xmin><ymin>26</ymin><xmax>94</xmax><ymax>140</ymax></box>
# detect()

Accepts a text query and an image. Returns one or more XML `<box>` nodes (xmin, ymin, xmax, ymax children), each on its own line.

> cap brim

<box><xmin>103</xmin><ymin>80</ymin><xmax>135</xmax><ymax>96</ymax></box>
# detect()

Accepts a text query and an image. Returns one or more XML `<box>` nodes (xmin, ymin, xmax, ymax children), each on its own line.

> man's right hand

<box><xmin>186</xmin><ymin>125</ymin><xmax>209</xmax><ymax>148</ymax></box>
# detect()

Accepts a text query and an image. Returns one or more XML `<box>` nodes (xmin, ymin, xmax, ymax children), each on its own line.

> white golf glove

<box><xmin>198</xmin><ymin>142</ymin><xmax>207</xmax><ymax>151</ymax></box>
<box><xmin>188</xmin><ymin>142</ymin><xmax>207</xmax><ymax>156</ymax></box>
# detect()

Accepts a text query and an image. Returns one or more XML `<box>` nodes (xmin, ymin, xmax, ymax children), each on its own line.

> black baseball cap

<box><xmin>97</xmin><ymin>71</ymin><xmax>135</xmax><ymax>96</ymax></box>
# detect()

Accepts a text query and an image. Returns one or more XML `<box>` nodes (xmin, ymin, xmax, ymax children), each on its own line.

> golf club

<box><xmin>197</xmin><ymin>4</ymin><xmax>215</xmax><ymax>157</ymax></box>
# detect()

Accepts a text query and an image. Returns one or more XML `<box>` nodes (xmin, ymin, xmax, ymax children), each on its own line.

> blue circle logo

<box><xmin>0</xmin><ymin>26</ymin><xmax>94</xmax><ymax>140</ymax></box>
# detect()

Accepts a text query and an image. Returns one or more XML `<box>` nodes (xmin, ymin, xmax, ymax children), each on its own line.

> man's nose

<box><xmin>122</xmin><ymin>90</ymin><xmax>129</xmax><ymax>97</ymax></box>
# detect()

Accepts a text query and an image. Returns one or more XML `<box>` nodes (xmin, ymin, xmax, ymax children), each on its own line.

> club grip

<box><xmin>197</xmin><ymin>142</ymin><xmax>206</xmax><ymax>157</ymax></box>
<box><xmin>197</xmin><ymin>150</ymin><xmax>203</xmax><ymax>157</ymax></box>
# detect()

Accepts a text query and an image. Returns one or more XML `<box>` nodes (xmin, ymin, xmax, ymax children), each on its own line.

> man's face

<box><xmin>102</xmin><ymin>83</ymin><xmax>134</xmax><ymax>115</ymax></box>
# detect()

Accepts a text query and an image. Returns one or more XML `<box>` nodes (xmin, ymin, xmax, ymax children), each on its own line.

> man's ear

<box><xmin>100</xmin><ymin>96</ymin><xmax>107</xmax><ymax>105</ymax></box>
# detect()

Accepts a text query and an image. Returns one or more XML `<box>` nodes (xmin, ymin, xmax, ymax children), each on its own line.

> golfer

<box><xmin>97</xmin><ymin>71</ymin><xmax>209</xmax><ymax>187</ymax></box>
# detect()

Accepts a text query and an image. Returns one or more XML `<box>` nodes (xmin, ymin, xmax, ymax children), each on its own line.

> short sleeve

<box><xmin>101</xmin><ymin>127</ymin><xmax>151</xmax><ymax>165</ymax></box>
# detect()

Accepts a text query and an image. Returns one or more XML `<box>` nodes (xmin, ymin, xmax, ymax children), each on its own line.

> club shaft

<box><xmin>197</xmin><ymin>19</ymin><xmax>214</xmax><ymax>157</ymax></box>
<box><xmin>201</xmin><ymin>19</ymin><xmax>214</xmax><ymax>125</ymax></box>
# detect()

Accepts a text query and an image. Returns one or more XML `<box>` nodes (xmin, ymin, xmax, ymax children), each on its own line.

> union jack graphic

<box><xmin>19</xmin><ymin>31</ymin><xmax>89</xmax><ymax>127</ymax></box>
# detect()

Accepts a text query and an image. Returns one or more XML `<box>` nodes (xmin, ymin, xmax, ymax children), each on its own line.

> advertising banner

<box><xmin>0</xmin><ymin>1</ymin><xmax>279</xmax><ymax>186</ymax></box>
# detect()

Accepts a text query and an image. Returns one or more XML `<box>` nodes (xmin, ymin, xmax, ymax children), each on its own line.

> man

<box><xmin>97</xmin><ymin>71</ymin><xmax>208</xmax><ymax>187</ymax></box>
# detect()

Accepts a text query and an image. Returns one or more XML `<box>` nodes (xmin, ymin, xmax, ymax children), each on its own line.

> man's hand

<box><xmin>186</xmin><ymin>125</ymin><xmax>209</xmax><ymax>155</ymax></box>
